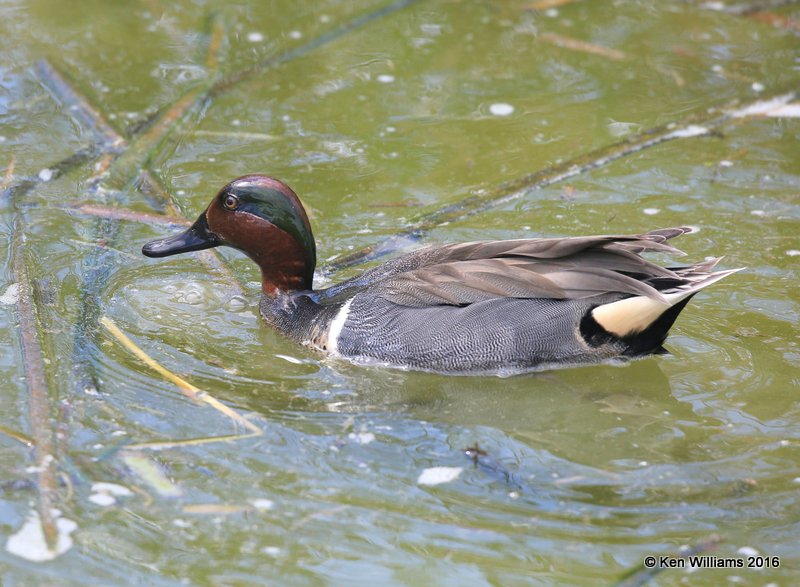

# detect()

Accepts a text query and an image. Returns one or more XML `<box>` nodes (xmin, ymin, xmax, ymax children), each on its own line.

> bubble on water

<box><xmin>276</xmin><ymin>354</ymin><xmax>303</xmax><ymax>364</ymax></box>
<box><xmin>226</xmin><ymin>296</ymin><xmax>248</xmax><ymax>311</ymax></box>
<box><xmin>173</xmin><ymin>282</ymin><xmax>206</xmax><ymax>305</ymax></box>
<box><xmin>247</xmin><ymin>32</ymin><xmax>264</xmax><ymax>42</ymax></box>
<box><xmin>608</xmin><ymin>120</ymin><xmax>640</xmax><ymax>137</ymax></box>
<box><xmin>489</xmin><ymin>103</ymin><xmax>514</xmax><ymax>116</ymax></box>
<box><xmin>669</xmin><ymin>125</ymin><xmax>708</xmax><ymax>138</ymax></box>
<box><xmin>38</xmin><ymin>168</ymin><xmax>54</xmax><ymax>182</ymax></box>
<box><xmin>88</xmin><ymin>493</ymin><xmax>116</xmax><ymax>507</ymax></box>
<box><xmin>184</xmin><ymin>292</ymin><xmax>201</xmax><ymax>305</ymax></box>
<box><xmin>349</xmin><ymin>432</ymin><xmax>375</xmax><ymax>445</ymax></box>
<box><xmin>420</xmin><ymin>23</ymin><xmax>442</xmax><ymax>36</ymax></box>
<box><xmin>92</xmin><ymin>482</ymin><xmax>133</xmax><ymax>496</ymax></box>
<box><xmin>376</xmin><ymin>74</ymin><xmax>395</xmax><ymax>83</ymax></box>
<box><xmin>251</xmin><ymin>498</ymin><xmax>275</xmax><ymax>511</ymax></box>
<box><xmin>643</xmin><ymin>208</ymin><xmax>660</xmax><ymax>215</ymax></box>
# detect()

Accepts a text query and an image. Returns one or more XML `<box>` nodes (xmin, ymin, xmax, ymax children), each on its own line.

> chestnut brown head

<box><xmin>143</xmin><ymin>175</ymin><xmax>316</xmax><ymax>294</ymax></box>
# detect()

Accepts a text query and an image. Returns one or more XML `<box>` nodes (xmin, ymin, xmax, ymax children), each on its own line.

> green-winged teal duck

<box><xmin>142</xmin><ymin>175</ymin><xmax>740</xmax><ymax>374</ymax></box>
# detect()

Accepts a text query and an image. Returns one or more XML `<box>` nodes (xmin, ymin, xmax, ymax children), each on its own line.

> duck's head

<box><xmin>142</xmin><ymin>175</ymin><xmax>316</xmax><ymax>295</ymax></box>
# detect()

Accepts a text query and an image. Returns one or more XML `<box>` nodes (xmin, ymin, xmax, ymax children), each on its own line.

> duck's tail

<box><xmin>588</xmin><ymin>259</ymin><xmax>743</xmax><ymax>355</ymax></box>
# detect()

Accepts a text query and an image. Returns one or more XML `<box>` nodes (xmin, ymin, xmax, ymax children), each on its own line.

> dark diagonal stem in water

<box><xmin>12</xmin><ymin>239</ymin><xmax>60</xmax><ymax>550</ymax></box>
<box><xmin>102</xmin><ymin>86</ymin><xmax>205</xmax><ymax>191</ymax></box>
<box><xmin>72</xmin><ymin>216</ymin><xmax>124</xmax><ymax>396</ymax></box>
<box><xmin>463</xmin><ymin>444</ymin><xmax>536</xmax><ymax>495</ymax></box>
<box><xmin>611</xmin><ymin>535</ymin><xmax>722</xmax><ymax>587</ymax></box>
<box><xmin>4</xmin><ymin>1</ymin><xmax>418</xmax><ymax>199</ymax></box>
<box><xmin>106</xmin><ymin>0</ymin><xmax>420</xmax><ymax>189</ymax></box>
<box><xmin>1</xmin><ymin>146</ymin><xmax>98</xmax><ymax>200</ymax></box>
<box><xmin>35</xmin><ymin>59</ymin><xmax>126</xmax><ymax>151</ymax></box>
<box><xmin>210</xmin><ymin>0</ymin><xmax>418</xmax><ymax>96</ymax></box>
<box><xmin>320</xmin><ymin>89</ymin><xmax>799</xmax><ymax>276</ymax></box>
<box><xmin>0</xmin><ymin>60</ymin><xmax>126</xmax><ymax>200</ymax></box>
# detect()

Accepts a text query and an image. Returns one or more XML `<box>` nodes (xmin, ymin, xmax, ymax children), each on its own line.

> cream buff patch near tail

<box><xmin>591</xmin><ymin>267</ymin><xmax>743</xmax><ymax>337</ymax></box>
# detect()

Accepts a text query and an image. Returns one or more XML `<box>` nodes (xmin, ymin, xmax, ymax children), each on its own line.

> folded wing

<box><xmin>378</xmin><ymin>227</ymin><xmax>720</xmax><ymax>307</ymax></box>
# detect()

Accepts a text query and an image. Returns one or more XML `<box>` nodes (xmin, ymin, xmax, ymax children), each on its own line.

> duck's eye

<box><xmin>222</xmin><ymin>194</ymin><xmax>239</xmax><ymax>210</ymax></box>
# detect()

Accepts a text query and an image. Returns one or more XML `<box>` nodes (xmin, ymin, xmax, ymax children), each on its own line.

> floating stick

<box><xmin>100</xmin><ymin>316</ymin><xmax>262</xmax><ymax>437</ymax></box>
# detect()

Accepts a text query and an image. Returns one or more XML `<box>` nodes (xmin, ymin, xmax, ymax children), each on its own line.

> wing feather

<box><xmin>377</xmin><ymin>228</ymin><xmax>695</xmax><ymax>307</ymax></box>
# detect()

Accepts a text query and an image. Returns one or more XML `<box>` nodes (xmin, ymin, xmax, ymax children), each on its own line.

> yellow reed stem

<box><xmin>99</xmin><ymin>316</ymin><xmax>262</xmax><ymax>436</ymax></box>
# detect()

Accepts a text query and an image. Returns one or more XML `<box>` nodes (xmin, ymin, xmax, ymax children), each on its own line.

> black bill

<box><xmin>142</xmin><ymin>212</ymin><xmax>219</xmax><ymax>258</ymax></box>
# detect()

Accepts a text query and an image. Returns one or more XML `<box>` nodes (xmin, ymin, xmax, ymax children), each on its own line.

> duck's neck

<box><xmin>228</xmin><ymin>220</ymin><xmax>314</xmax><ymax>297</ymax></box>
<box><xmin>261</xmin><ymin>266</ymin><xmax>312</xmax><ymax>296</ymax></box>
<box><xmin>254</xmin><ymin>241</ymin><xmax>315</xmax><ymax>297</ymax></box>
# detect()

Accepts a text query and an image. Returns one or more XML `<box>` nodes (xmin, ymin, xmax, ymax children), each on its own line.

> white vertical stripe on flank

<box><xmin>327</xmin><ymin>298</ymin><xmax>353</xmax><ymax>355</ymax></box>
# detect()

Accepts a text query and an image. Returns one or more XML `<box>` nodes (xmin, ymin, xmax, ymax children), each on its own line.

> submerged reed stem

<box><xmin>11</xmin><ymin>240</ymin><xmax>60</xmax><ymax>550</ymax></box>
<box><xmin>100</xmin><ymin>316</ymin><xmax>262</xmax><ymax>436</ymax></box>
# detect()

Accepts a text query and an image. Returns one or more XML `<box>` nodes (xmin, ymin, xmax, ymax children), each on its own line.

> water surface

<box><xmin>1</xmin><ymin>0</ymin><xmax>798</xmax><ymax>585</ymax></box>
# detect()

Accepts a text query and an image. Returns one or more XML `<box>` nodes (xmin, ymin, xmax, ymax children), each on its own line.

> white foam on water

<box><xmin>6</xmin><ymin>510</ymin><xmax>78</xmax><ymax>562</ymax></box>
<box><xmin>0</xmin><ymin>282</ymin><xmax>20</xmax><ymax>305</ymax></box>
<box><xmin>417</xmin><ymin>466</ymin><xmax>462</xmax><ymax>486</ymax></box>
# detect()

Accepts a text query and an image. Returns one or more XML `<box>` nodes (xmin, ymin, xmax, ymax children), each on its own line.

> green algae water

<box><xmin>1</xmin><ymin>0</ymin><xmax>799</xmax><ymax>585</ymax></box>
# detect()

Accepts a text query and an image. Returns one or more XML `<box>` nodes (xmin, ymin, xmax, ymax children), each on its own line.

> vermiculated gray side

<box><xmin>335</xmin><ymin>294</ymin><xmax>627</xmax><ymax>373</ymax></box>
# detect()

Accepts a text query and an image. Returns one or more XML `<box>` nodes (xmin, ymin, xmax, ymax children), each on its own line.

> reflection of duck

<box><xmin>143</xmin><ymin>175</ymin><xmax>740</xmax><ymax>374</ymax></box>
<box><xmin>354</xmin><ymin>355</ymin><xmax>680</xmax><ymax>427</ymax></box>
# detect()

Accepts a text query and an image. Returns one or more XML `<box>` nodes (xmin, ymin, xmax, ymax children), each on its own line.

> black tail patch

<box><xmin>579</xmin><ymin>295</ymin><xmax>696</xmax><ymax>357</ymax></box>
<box><xmin>621</xmin><ymin>294</ymin><xmax>695</xmax><ymax>357</ymax></box>
<box><xmin>579</xmin><ymin>311</ymin><xmax>618</xmax><ymax>348</ymax></box>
